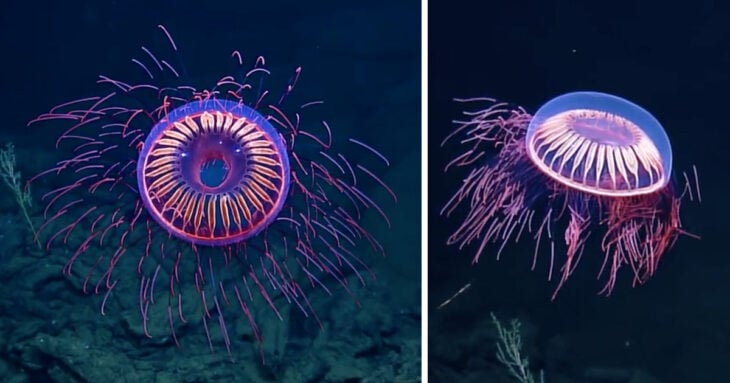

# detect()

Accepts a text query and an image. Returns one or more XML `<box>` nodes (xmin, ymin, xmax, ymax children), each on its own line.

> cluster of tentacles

<box><xmin>441</xmin><ymin>97</ymin><xmax>698</xmax><ymax>298</ymax></box>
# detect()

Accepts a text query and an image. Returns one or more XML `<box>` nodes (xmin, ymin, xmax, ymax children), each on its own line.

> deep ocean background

<box><xmin>429</xmin><ymin>1</ymin><xmax>728</xmax><ymax>382</ymax></box>
<box><xmin>0</xmin><ymin>1</ymin><xmax>420</xmax><ymax>382</ymax></box>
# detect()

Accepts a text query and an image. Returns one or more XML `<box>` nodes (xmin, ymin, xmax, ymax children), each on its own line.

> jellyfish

<box><xmin>29</xmin><ymin>25</ymin><xmax>395</xmax><ymax>360</ymax></box>
<box><xmin>441</xmin><ymin>91</ymin><xmax>699</xmax><ymax>298</ymax></box>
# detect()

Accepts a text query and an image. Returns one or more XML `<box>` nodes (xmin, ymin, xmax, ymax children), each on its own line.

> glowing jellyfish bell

<box><xmin>136</xmin><ymin>99</ymin><xmax>291</xmax><ymax>247</ymax></box>
<box><xmin>526</xmin><ymin>91</ymin><xmax>673</xmax><ymax>197</ymax></box>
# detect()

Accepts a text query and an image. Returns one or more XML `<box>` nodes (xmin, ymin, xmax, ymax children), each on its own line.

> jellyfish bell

<box><xmin>442</xmin><ymin>91</ymin><xmax>699</xmax><ymax>298</ymax></box>
<box><xmin>525</xmin><ymin>91</ymin><xmax>672</xmax><ymax>197</ymax></box>
<box><xmin>137</xmin><ymin>99</ymin><xmax>291</xmax><ymax>246</ymax></box>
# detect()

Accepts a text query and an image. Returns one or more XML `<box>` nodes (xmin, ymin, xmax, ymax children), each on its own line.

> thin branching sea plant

<box><xmin>491</xmin><ymin>312</ymin><xmax>546</xmax><ymax>383</ymax></box>
<box><xmin>0</xmin><ymin>143</ymin><xmax>41</xmax><ymax>249</ymax></box>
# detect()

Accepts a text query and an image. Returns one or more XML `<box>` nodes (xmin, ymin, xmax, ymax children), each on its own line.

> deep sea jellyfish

<box><xmin>441</xmin><ymin>91</ymin><xmax>699</xmax><ymax>298</ymax></box>
<box><xmin>29</xmin><ymin>25</ymin><xmax>395</xmax><ymax>360</ymax></box>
